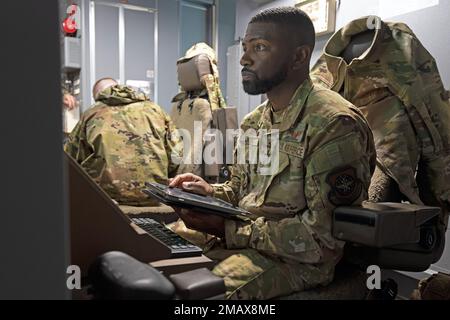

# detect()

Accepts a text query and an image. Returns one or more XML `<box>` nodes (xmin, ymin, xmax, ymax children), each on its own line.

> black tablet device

<box><xmin>143</xmin><ymin>182</ymin><xmax>250</xmax><ymax>220</ymax></box>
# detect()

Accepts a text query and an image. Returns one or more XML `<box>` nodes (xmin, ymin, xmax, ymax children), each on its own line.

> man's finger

<box><xmin>169</xmin><ymin>173</ymin><xmax>194</xmax><ymax>187</ymax></box>
<box><xmin>168</xmin><ymin>175</ymin><xmax>183</xmax><ymax>187</ymax></box>
<box><xmin>182</xmin><ymin>181</ymin><xmax>207</xmax><ymax>195</ymax></box>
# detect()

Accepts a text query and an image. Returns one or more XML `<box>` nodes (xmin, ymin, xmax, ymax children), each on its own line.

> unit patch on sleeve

<box><xmin>326</xmin><ymin>166</ymin><xmax>362</xmax><ymax>206</ymax></box>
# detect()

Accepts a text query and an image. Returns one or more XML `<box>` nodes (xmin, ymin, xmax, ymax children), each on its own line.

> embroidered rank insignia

<box><xmin>326</xmin><ymin>166</ymin><xmax>362</xmax><ymax>206</ymax></box>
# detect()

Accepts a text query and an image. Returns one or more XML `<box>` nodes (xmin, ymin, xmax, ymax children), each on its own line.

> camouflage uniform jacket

<box><xmin>64</xmin><ymin>85</ymin><xmax>182</xmax><ymax>206</ymax></box>
<box><xmin>212</xmin><ymin>79</ymin><xmax>376</xmax><ymax>277</ymax></box>
<box><xmin>311</xmin><ymin>17</ymin><xmax>450</xmax><ymax>221</ymax></box>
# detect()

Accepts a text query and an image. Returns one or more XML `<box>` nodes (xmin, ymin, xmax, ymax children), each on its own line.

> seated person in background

<box><xmin>64</xmin><ymin>78</ymin><xmax>183</xmax><ymax>206</ymax></box>
<box><xmin>169</xmin><ymin>7</ymin><xmax>376</xmax><ymax>299</ymax></box>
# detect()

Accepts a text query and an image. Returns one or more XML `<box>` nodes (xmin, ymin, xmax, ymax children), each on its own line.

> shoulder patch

<box><xmin>326</xmin><ymin>166</ymin><xmax>362</xmax><ymax>206</ymax></box>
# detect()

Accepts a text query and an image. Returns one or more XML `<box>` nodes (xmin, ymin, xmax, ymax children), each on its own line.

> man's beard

<box><xmin>242</xmin><ymin>66</ymin><xmax>288</xmax><ymax>95</ymax></box>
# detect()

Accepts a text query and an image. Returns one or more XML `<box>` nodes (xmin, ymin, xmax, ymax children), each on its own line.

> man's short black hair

<box><xmin>249</xmin><ymin>6</ymin><xmax>315</xmax><ymax>51</ymax></box>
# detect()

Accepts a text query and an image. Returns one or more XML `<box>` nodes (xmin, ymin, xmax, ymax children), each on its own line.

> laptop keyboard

<box><xmin>131</xmin><ymin>217</ymin><xmax>203</xmax><ymax>258</ymax></box>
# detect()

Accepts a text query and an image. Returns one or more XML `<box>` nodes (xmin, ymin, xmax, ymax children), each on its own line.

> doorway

<box><xmin>179</xmin><ymin>0</ymin><xmax>215</xmax><ymax>55</ymax></box>
<box><xmin>89</xmin><ymin>1</ymin><xmax>158</xmax><ymax>103</ymax></box>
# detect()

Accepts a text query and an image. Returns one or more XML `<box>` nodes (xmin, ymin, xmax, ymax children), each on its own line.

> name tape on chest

<box><xmin>280</xmin><ymin>141</ymin><xmax>305</xmax><ymax>158</ymax></box>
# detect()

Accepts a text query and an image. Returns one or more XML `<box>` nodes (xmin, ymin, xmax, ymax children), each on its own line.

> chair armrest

<box><xmin>169</xmin><ymin>268</ymin><xmax>225</xmax><ymax>300</ymax></box>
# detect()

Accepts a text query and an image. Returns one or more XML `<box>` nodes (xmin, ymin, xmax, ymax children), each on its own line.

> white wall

<box><xmin>235</xmin><ymin>0</ymin><xmax>261</xmax><ymax>40</ymax></box>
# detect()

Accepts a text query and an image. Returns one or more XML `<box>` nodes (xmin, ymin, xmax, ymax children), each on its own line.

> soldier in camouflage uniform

<box><xmin>64</xmin><ymin>78</ymin><xmax>183</xmax><ymax>206</ymax></box>
<box><xmin>169</xmin><ymin>7</ymin><xmax>376</xmax><ymax>300</ymax></box>
<box><xmin>311</xmin><ymin>16</ymin><xmax>450</xmax><ymax>235</ymax></box>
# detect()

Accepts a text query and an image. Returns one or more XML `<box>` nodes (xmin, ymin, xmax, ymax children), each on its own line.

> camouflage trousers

<box><xmin>410</xmin><ymin>272</ymin><xmax>450</xmax><ymax>300</ymax></box>
<box><xmin>168</xmin><ymin>220</ymin><xmax>331</xmax><ymax>300</ymax></box>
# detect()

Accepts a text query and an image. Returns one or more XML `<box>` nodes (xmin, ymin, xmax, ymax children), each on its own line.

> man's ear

<box><xmin>292</xmin><ymin>45</ymin><xmax>311</xmax><ymax>70</ymax></box>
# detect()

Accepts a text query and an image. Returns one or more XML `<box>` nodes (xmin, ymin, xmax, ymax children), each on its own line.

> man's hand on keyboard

<box><xmin>176</xmin><ymin>208</ymin><xmax>225</xmax><ymax>239</ymax></box>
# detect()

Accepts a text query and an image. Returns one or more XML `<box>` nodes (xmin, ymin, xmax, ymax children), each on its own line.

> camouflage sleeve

<box><xmin>210</xmin><ymin>117</ymin><xmax>255</xmax><ymax>206</ymax></box>
<box><xmin>63</xmin><ymin>119</ymin><xmax>84</xmax><ymax>160</ymax></box>
<box><xmin>63</xmin><ymin>115</ymin><xmax>101</xmax><ymax>166</ymax></box>
<box><xmin>223</xmin><ymin>115</ymin><xmax>375</xmax><ymax>264</ymax></box>
<box><xmin>201</xmin><ymin>74</ymin><xmax>227</xmax><ymax>110</ymax></box>
<box><xmin>211</xmin><ymin>162</ymin><xmax>247</xmax><ymax>206</ymax></box>
<box><xmin>163</xmin><ymin>113</ymin><xmax>183</xmax><ymax>177</ymax></box>
<box><xmin>362</xmin><ymin>94</ymin><xmax>423</xmax><ymax>204</ymax></box>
